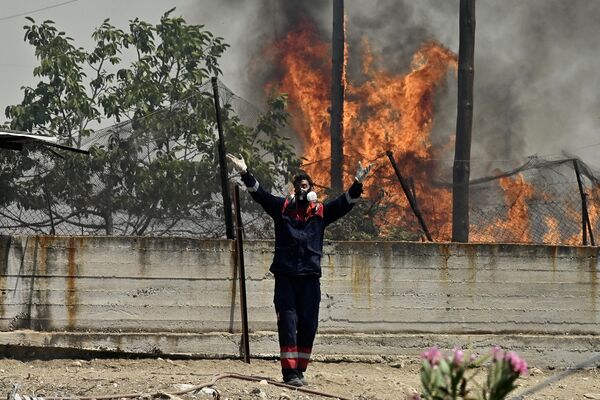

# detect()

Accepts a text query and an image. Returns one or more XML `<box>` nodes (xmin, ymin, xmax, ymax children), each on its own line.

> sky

<box><xmin>0</xmin><ymin>0</ymin><xmax>257</xmax><ymax>107</ymax></box>
<box><xmin>1</xmin><ymin>0</ymin><xmax>599</xmax><ymax>170</ymax></box>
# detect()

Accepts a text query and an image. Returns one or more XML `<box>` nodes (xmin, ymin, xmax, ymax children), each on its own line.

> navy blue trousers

<box><xmin>273</xmin><ymin>274</ymin><xmax>321</xmax><ymax>380</ymax></box>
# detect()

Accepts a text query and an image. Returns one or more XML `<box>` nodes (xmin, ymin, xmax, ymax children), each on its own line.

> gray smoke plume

<box><xmin>346</xmin><ymin>0</ymin><xmax>600</xmax><ymax>172</ymax></box>
<box><xmin>193</xmin><ymin>0</ymin><xmax>600</xmax><ymax>171</ymax></box>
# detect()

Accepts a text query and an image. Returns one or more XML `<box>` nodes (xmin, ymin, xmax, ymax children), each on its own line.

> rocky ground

<box><xmin>0</xmin><ymin>357</ymin><xmax>599</xmax><ymax>400</ymax></box>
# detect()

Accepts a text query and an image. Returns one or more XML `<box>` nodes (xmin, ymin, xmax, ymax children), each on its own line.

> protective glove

<box><xmin>226</xmin><ymin>153</ymin><xmax>247</xmax><ymax>174</ymax></box>
<box><xmin>354</xmin><ymin>161</ymin><xmax>373</xmax><ymax>183</ymax></box>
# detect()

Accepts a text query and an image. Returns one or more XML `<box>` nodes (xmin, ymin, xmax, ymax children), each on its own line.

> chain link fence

<box><xmin>467</xmin><ymin>158</ymin><xmax>598</xmax><ymax>245</ymax></box>
<box><xmin>0</xmin><ymin>79</ymin><xmax>280</xmax><ymax>238</ymax></box>
<box><xmin>303</xmin><ymin>155</ymin><xmax>600</xmax><ymax>246</ymax></box>
<box><xmin>375</xmin><ymin>156</ymin><xmax>599</xmax><ymax>245</ymax></box>
<box><xmin>2</xmin><ymin>79</ymin><xmax>599</xmax><ymax>245</ymax></box>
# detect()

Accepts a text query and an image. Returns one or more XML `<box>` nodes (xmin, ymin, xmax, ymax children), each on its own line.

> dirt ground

<box><xmin>0</xmin><ymin>357</ymin><xmax>599</xmax><ymax>400</ymax></box>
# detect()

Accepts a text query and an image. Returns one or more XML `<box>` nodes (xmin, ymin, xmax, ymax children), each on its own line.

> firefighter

<box><xmin>227</xmin><ymin>153</ymin><xmax>372</xmax><ymax>386</ymax></box>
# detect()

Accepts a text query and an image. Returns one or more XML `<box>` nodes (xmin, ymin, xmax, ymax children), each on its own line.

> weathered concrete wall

<box><xmin>0</xmin><ymin>235</ymin><xmax>599</xmax><ymax>367</ymax></box>
<box><xmin>0</xmin><ymin>236</ymin><xmax>237</xmax><ymax>333</ymax></box>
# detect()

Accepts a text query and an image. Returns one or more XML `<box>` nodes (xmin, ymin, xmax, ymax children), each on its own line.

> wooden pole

<box><xmin>387</xmin><ymin>151</ymin><xmax>433</xmax><ymax>241</ymax></box>
<box><xmin>330</xmin><ymin>0</ymin><xmax>345</xmax><ymax>193</ymax></box>
<box><xmin>451</xmin><ymin>0</ymin><xmax>476</xmax><ymax>242</ymax></box>
<box><xmin>573</xmin><ymin>159</ymin><xmax>595</xmax><ymax>246</ymax></box>
<box><xmin>233</xmin><ymin>185</ymin><xmax>250</xmax><ymax>363</ymax></box>
<box><xmin>212</xmin><ymin>77</ymin><xmax>235</xmax><ymax>240</ymax></box>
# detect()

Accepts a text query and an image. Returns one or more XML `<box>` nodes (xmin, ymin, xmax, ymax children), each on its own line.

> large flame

<box><xmin>269</xmin><ymin>21</ymin><xmax>456</xmax><ymax>239</ymax></box>
<box><xmin>265</xmin><ymin>20</ymin><xmax>599</xmax><ymax>244</ymax></box>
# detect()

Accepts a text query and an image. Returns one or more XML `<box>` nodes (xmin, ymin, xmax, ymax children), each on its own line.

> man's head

<box><xmin>292</xmin><ymin>172</ymin><xmax>315</xmax><ymax>202</ymax></box>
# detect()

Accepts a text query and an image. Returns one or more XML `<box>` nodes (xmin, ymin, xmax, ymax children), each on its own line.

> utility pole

<box><xmin>452</xmin><ymin>0</ymin><xmax>476</xmax><ymax>242</ymax></box>
<box><xmin>330</xmin><ymin>0</ymin><xmax>345</xmax><ymax>193</ymax></box>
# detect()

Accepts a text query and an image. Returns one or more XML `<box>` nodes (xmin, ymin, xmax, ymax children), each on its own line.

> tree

<box><xmin>2</xmin><ymin>9</ymin><xmax>299</xmax><ymax>236</ymax></box>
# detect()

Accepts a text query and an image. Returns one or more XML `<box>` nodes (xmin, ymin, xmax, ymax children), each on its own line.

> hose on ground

<box><xmin>17</xmin><ymin>372</ymin><xmax>352</xmax><ymax>400</ymax></box>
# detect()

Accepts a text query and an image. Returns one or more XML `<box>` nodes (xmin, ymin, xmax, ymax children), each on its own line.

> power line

<box><xmin>0</xmin><ymin>0</ymin><xmax>80</xmax><ymax>22</ymax></box>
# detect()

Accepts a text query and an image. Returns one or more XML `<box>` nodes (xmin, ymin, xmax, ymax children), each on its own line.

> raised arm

<box><xmin>324</xmin><ymin>161</ymin><xmax>373</xmax><ymax>226</ymax></box>
<box><xmin>227</xmin><ymin>153</ymin><xmax>285</xmax><ymax>219</ymax></box>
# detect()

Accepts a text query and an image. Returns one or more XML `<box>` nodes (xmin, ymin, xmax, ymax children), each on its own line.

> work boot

<box><xmin>283</xmin><ymin>374</ymin><xmax>304</xmax><ymax>387</ymax></box>
<box><xmin>298</xmin><ymin>372</ymin><xmax>308</xmax><ymax>385</ymax></box>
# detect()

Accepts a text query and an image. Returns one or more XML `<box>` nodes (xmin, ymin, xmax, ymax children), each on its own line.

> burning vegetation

<box><xmin>263</xmin><ymin>19</ymin><xmax>599</xmax><ymax>245</ymax></box>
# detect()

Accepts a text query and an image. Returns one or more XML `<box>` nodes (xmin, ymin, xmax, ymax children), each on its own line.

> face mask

<box><xmin>297</xmin><ymin>189</ymin><xmax>317</xmax><ymax>202</ymax></box>
<box><xmin>297</xmin><ymin>189</ymin><xmax>308</xmax><ymax>201</ymax></box>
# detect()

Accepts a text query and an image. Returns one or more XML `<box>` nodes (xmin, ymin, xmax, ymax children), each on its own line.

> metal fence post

<box><xmin>43</xmin><ymin>180</ymin><xmax>55</xmax><ymax>235</ymax></box>
<box><xmin>386</xmin><ymin>151</ymin><xmax>433</xmax><ymax>241</ymax></box>
<box><xmin>573</xmin><ymin>159</ymin><xmax>595</xmax><ymax>246</ymax></box>
<box><xmin>233</xmin><ymin>185</ymin><xmax>250</xmax><ymax>363</ymax></box>
<box><xmin>212</xmin><ymin>77</ymin><xmax>235</xmax><ymax>239</ymax></box>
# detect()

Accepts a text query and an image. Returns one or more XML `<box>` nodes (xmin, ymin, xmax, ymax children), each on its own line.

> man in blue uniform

<box><xmin>227</xmin><ymin>153</ymin><xmax>372</xmax><ymax>387</ymax></box>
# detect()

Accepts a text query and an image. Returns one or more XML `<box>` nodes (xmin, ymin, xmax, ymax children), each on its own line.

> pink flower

<box><xmin>452</xmin><ymin>348</ymin><xmax>464</xmax><ymax>365</ymax></box>
<box><xmin>421</xmin><ymin>346</ymin><xmax>443</xmax><ymax>366</ymax></box>
<box><xmin>504</xmin><ymin>351</ymin><xmax>528</xmax><ymax>376</ymax></box>
<box><xmin>516</xmin><ymin>358</ymin><xmax>528</xmax><ymax>376</ymax></box>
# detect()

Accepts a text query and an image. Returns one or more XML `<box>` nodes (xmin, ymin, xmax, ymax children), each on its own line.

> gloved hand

<box><xmin>354</xmin><ymin>161</ymin><xmax>373</xmax><ymax>183</ymax></box>
<box><xmin>226</xmin><ymin>153</ymin><xmax>247</xmax><ymax>174</ymax></box>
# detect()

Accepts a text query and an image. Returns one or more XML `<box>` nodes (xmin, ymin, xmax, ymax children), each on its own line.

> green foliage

<box><xmin>2</xmin><ymin>10</ymin><xmax>298</xmax><ymax>235</ymax></box>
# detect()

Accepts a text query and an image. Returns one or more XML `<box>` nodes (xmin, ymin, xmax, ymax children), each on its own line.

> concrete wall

<box><xmin>1</xmin><ymin>235</ymin><xmax>599</xmax><ymax>367</ymax></box>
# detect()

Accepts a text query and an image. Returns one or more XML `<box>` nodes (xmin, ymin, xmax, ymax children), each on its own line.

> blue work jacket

<box><xmin>241</xmin><ymin>172</ymin><xmax>363</xmax><ymax>277</ymax></box>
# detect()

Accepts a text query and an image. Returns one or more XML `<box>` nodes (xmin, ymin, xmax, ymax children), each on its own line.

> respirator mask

<box><xmin>297</xmin><ymin>188</ymin><xmax>317</xmax><ymax>202</ymax></box>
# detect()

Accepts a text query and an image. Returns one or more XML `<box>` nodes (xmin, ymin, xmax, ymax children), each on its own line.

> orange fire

<box><xmin>270</xmin><ymin>21</ymin><xmax>331</xmax><ymax>169</ymax></box>
<box><xmin>268</xmin><ymin>21</ymin><xmax>457</xmax><ymax>240</ymax></box>
<box><xmin>542</xmin><ymin>215</ymin><xmax>560</xmax><ymax>244</ymax></box>
<box><xmin>265</xmin><ymin>20</ymin><xmax>598</xmax><ymax>244</ymax></box>
<box><xmin>470</xmin><ymin>174</ymin><xmax>534</xmax><ymax>243</ymax></box>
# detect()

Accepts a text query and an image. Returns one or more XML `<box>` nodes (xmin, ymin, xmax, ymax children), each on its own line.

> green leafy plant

<box><xmin>2</xmin><ymin>9</ymin><xmax>299</xmax><ymax>236</ymax></box>
<box><xmin>410</xmin><ymin>346</ymin><xmax>528</xmax><ymax>400</ymax></box>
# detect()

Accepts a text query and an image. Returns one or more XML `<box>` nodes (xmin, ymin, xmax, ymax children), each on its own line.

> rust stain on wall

<box><xmin>466</xmin><ymin>246</ymin><xmax>477</xmax><ymax>284</ymax></box>
<box><xmin>549</xmin><ymin>246</ymin><xmax>559</xmax><ymax>287</ymax></box>
<box><xmin>438</xmin><ymin>244</ymin><xmax>450</xmax><ymax>282</ymax></box>
<box><xmin>549</xmin><ymin>246</ymin><xmax>558</xmax><ymax>273</ymax></box>
<box><xmin>66</xmin><ymin>237</ymin><xmax>79</xmax><ymax>330</ymax></box>
<box><xmin>326</xmin><ymin>254</ymin><xmax>335</xmax><ymax>278</ymax></box>
<box><xmin>37</xmin><ymin>235</ymin><xmax>56</xmax><ymax>276</ymax></box>
<box><xmin>35</xmin><ymin>236</ymin><xmax>55</xmax><ymax>330</ymax></box>
<box><xmin>463</xmin><ymin>246</ymin><xmax>477</xmax><ymax>303</ymax></box>
<box><xmin>351</xmin><ymin>253</ymin><xmax>371</xmax><ymax>305</ymax></box>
